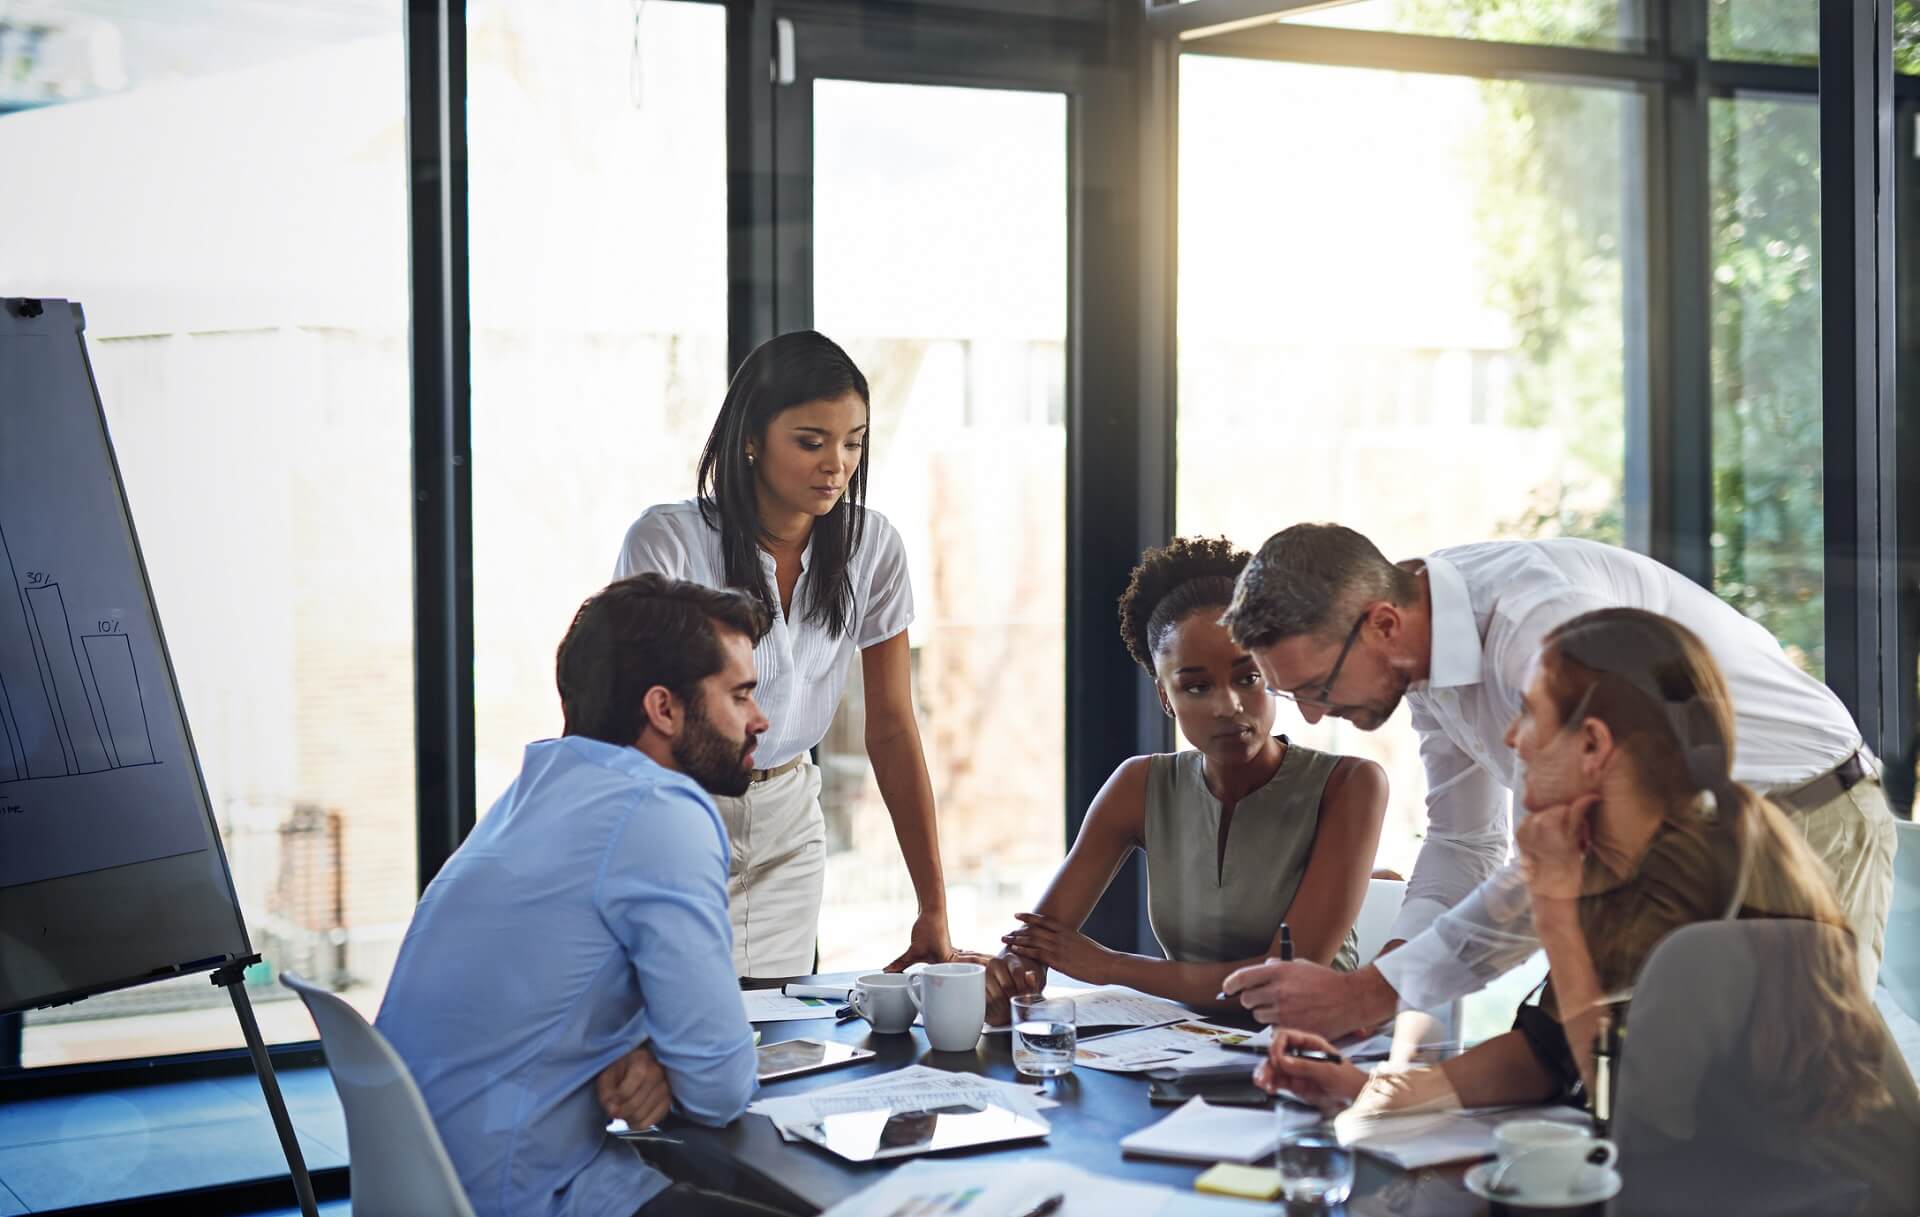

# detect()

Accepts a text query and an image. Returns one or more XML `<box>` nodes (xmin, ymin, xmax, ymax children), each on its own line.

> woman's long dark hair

<box><xmin>696</xmin><ymin>331</ymin><xmax>870</xmax><ymax>639</ymax></box>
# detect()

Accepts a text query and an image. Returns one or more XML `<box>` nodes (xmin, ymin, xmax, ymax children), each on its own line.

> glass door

<box><xmin>768</xmin><ymin>18</ymin><xmax>1076</xmax><ymax>969</ymax></box>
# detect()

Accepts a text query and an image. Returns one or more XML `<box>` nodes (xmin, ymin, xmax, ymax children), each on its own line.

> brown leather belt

<box><xmin>1770</xmin><ymin>748</ymin><xmax>1876</xmax><ymax>815</ymax></box>
<box><xmin>750</xmin><ymin>755</ymin><xmax>806</xmax><ymax>785</ymax></box>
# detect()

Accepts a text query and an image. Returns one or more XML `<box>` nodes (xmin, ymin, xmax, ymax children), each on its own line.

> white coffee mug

<box><xmin>1492</xmin><ymin>1119</ymin><xmax>1617</xmax><ymax>1201</ymax></box>
<box><xmin>852</xmin><ymin>972</ymin><xmax>915</xmax><ymax>1034</ymax></box>
<box><xmin>906</xmin><ymin>962</ymin><xmax>986</xmax><ymax>1052</ymax></box>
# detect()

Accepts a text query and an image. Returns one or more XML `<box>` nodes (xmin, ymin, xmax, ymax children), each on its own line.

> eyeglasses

<box><xmin>1271</xmin><ymin>611</ymin><xmax>1369</xmax><ymax>711</ymax></box>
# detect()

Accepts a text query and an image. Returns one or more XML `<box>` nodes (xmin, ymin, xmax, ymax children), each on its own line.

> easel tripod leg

<box><xmin>218</xmin><ymin>968</ymin><xmax>320</xmax><ymax>1217</ymax></box>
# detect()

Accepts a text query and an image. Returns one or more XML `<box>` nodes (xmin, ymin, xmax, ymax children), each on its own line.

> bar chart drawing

<box><xmin>27</xmin><ymin>583</ymin><xmax>113</xmax><ymax>774</ymax></box>
<box><xmin>0</xmin><ymin>672</ymin><xmax>25</xmax><ymax>783</ymax></box>
<box><xmin>82</xmin><ymin>633</ymin><xmax>156</xmax><ymax>767</ymax></box>
<box><xmin>0</xmin><ymin>516</ymin><xmax>159</xmax><ymax>783</ymax></box>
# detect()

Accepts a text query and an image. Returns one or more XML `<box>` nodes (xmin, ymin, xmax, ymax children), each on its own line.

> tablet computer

<box><xmin>789</xmin><ymin>1100</ymin><xmax>1050</xmax><ymax>1163</ymax></box>
<box><xmin>755</xmin><ymin>1037</ymin><xmax>875</xmax><ymax>1081</ymax></box>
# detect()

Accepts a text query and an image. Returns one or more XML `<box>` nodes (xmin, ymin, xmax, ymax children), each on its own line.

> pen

<box><xmin>835</xmin><ymin>1004</ymin><xmax>859</xmax><ymax>1023</ymax></box>
<box><xmin>1284</xmin><ymin>1047</ymin><xmax>1345</xmax><ymax>1065</ymax></box>
<box><xmin>1215</xmin><ymin>923</ymin><xmax>1294</xmax><ymax>1003</ymax></box>
<box><xmin>1011</xmin><ymin>1193</ymin><xmax>1065</xmax><ymax>1217</ymax></box>
<box><xmin>1223</xmin><ymin>1041</ymin><xmax>1385</xmax><ymax>1063</ymax></box>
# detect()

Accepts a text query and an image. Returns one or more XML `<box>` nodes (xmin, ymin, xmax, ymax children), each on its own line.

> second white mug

<box><xmin>906</xmin><ymin>962</ymin><xmax>986</xmax><ymax>1052</ymax></box>
<box><xmin>852</xmin><ymin>972</ymin><xmax>915</xmax><ymax>1034</ymax></box>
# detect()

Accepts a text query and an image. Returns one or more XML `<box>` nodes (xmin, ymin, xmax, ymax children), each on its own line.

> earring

<box><xmin>746</xmin><ymin>452</ymin><xmax>755</xmax><ymax>466</ymax></box>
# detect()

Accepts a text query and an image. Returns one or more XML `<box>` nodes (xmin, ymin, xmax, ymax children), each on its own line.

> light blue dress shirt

<box><xmin>377</xmin><ymin>737</ymin><xmax>757</xmax><ymax>1217</ymax></box>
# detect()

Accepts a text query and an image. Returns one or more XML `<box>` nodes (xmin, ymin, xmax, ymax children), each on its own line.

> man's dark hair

<box><xmin>1221</xmin><ymin>523</ymin><xmax>1419</xmax><ymax>651</ymax></box>
<box><xmin>556</xmin><ymin>574</ymin><xmax>772</xmax><ymax>746</ymax></box>
<box><xmin>1117</xmin><ymin>536</ymin><xmax>1250</xmax><ymax>672</ymax></box>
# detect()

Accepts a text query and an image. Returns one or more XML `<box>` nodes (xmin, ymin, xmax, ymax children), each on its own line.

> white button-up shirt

<box><xmin>614</xmin><ymin>500</ymin><xmax>914</xmax><ymax>770</ymax></box>
<box><xmin>1374</xmin><ymin>538</ymin><xmax>1861</xmax><ymax>1008</ymax></box>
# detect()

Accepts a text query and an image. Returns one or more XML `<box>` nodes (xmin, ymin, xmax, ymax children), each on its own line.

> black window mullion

<box><xmin>1186</xmin><ymin>23</ymin><xmax>1679</xmax><ymax>86</ymax></box>
<box><xmin>728</xmin><ymin>0</ymin><xmax>779</xmax><ymax>371</ymax></box>
<box><xmin>1070</xmin><ymin>9</ymin><xmax>1175</xmax><ymax>954</ymax></box>
<box><xmin>1642</xmin><ymin>1</ymin><xmax>1714</xmax><ymax>584</ymax></box>
<box><xmin>1891</xmin><ymin>90</ymin><xmax>1920</xmax><ymax>818</ymax></box>
<box><xmin>408</xmin><ymin>0</ymin><xmax>475</xmax><ymax>892</ymax></box>
<box><xmin>1818</xmin><ymin>0</ymin><xmax>1899</xmax><ymax>761</ymax></box>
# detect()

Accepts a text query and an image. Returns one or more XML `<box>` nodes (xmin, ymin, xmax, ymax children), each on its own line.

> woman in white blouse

<box><xmin>615</xmin><ymin>331</ymin><xmax>949</xmax><ymax>978</ymax></box>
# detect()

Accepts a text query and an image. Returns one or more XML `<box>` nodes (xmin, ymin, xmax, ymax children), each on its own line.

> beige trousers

<box><xmin>711</xmin><ymin>759</ymin><xmax>825</xmax><ymax>978</ymax></box>
<box><xmin>1785</xmin><ymin>773</ymin><xmax>1897</xmax><ymax>990</ymax></box>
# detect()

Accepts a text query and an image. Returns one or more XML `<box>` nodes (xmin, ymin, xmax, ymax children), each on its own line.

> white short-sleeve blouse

<box><xmin>614</xmin><ymin>499</ymin><xmax>915</xmax><ymax>769</ymax></box>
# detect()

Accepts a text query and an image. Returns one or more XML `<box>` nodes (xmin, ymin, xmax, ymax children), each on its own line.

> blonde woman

<box><xmin>1259</xmin><ymin>609</ymin><xmax>1919</xmax><ymax>1215</ymax></box>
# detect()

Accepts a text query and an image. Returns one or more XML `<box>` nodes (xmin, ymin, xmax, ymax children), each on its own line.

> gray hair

<box><xmin>1222</xmin><ymin>523</ymin><xmax>1419</xmax><ymax>650</ymax></box>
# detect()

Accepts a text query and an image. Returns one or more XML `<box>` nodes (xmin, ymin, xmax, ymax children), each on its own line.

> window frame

<box><xmin>6</xmin><ymin>0</ymin><xmax>1914</xmax><ymax>1092</ymax></box>
<box><xmin>0</xmin><ymin>0</ymin><xmax>1178</xmax><ymax>1083</ymax></box>
<box><xmin>1162</xmin><ymin>0</ymin><xmax>1919</xmax><ymax>814</ymax></box>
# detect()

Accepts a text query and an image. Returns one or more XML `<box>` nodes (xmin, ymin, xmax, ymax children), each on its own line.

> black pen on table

<box><xmin>1011</xmin><ymin>1193</ymin><xmax>1064</xmax><ymax>1217</ymax></box>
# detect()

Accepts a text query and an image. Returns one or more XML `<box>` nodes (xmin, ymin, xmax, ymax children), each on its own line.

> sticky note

<box><xmin>1194</xmin><ymin>1162</ymin><xmax>1283</xmax><ymax>1201</ymax></box>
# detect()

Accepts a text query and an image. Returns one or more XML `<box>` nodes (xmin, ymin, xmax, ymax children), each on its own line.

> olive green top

<box><xmin>1143</xmin><ymin>739</ymin><xmax>1358</xmax><ymax>972</ymax></box>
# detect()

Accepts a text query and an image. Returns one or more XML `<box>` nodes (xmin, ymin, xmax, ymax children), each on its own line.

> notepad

<box><xmin>1120</xmin><ymin>1097</ymin><xmax>1319</xmax><ymax>1164</ymax></box>
<box><xmin>1337</xmin><ymin>1105</ymin><xmax>1590</xmax><ymax>1169</ymax></box>
<box><xmin>1195</xmin><ymin>1163</ymin><xmax>1283</xmax><ymax>1201</ymax></box>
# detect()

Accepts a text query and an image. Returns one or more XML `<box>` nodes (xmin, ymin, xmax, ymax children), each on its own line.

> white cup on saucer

<box><xmin>1490</xmin><ymin>1119</ymin><xmax>1618</xmax><ymax>1203</ymax></box>
<box><xmin>851</xmin><ymin>972</ymin><xmax>915</xmax><ymax>1034</ymax></box>
<box><xmin>907</xmin><ymin>962</ymin><xmax>986</xmax><ymax>1052</ymax></box>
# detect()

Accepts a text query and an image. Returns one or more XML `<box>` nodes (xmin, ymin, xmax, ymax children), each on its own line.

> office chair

<box><xmin>281</xmin><ymin>972</ymin><xmax>477</xmax><ymax>1217</ymax></box>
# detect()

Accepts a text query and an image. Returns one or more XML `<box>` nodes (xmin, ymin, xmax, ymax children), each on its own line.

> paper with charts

<box><xmin>1038</xmin><ymin>985</ymin><xmax>1191</xmax><ymax>1029</ymax></box>
<box><xmin>742</xmin><ymin>989</ymin><xmax>847</xmax><ymax>1022</ymax></box>
<box><xmin>1072</xmin><ymin>1020</ymin><xmax>1260</xmax><ymax>1072</ymax></box>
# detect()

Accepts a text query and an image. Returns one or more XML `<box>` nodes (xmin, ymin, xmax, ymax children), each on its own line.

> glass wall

<box><xmin>809</xmin><ymin>80</ymin><xmax>1069</xmax><ymax>969</ymax></box>
<box><xmin>467</xmin><ymin>0</ymin><xmax>727</xmax><ymax>808</ymax></box>
<box><xmin>1709</xmin><ymin>96</ymin><xmax>1823</xmax><ymax>676</ymax></box>
<box><xmin>1177</xmin><ymin>54</ymin><xmax>1633</xmax><ymax>876</ymax></box>
<box><xmin>1707</xmin><ymin>0</ymin><xmax>1818</xmax><ymax>64</ymax></box>
<box><xmin>0</xmin><ymin>2</ymin><xmax>410</xmax><ymax>1065</ymax></box>
<box><xmin>1709</xmin><ymin>0</ymin><xmax>1920</xmax><ymax>72</ymax></box>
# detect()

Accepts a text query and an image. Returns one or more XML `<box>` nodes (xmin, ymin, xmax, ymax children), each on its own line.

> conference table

<box><xmin>652</xmin><ymin>973</ymin><xmax>1500</xmax><ymax>1217</ymax></box>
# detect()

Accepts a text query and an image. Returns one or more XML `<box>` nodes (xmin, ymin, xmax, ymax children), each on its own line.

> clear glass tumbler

<box><xmin>1275</xmin><ymin>1124</ymin><xmax>1355</xmax><ymax>1205</ymax></box>
<box><xmin>1011</xmin><ymin>995</ymin><xmax>1076</xmax><ymax>1077</ymax></box>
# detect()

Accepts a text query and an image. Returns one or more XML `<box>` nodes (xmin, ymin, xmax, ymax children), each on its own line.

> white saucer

<box><xmin>1464</xmin><ymin>1161</ymin><xmax>1623</xmax><ymax>1209</ymax></box>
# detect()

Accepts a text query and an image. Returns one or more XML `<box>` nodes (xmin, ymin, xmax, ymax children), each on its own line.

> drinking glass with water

<box><xmin>1275</xmin><ymin>1123</ymin><xmax>1355</xmax><ymax>1205</ymax></box>
<box><xmin>1011</xmin><ymin>995</ymin><xmax>1076</xmax><ymax>1077</ymax></box>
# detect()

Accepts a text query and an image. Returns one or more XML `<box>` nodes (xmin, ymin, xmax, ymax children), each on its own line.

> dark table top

<box><xmin>656</xmin><ymin>976</ymin><xmax>1494</xmax><ymax>1217</ymax></box>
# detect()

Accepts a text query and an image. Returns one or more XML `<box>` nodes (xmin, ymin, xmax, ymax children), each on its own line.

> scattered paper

<box><xmin>749</xmin><ymin>1064</ymin><xmax>1056</xmax><ymax>1138</ymax></box>
<box><xmin>1337</xmin><ymin>1105</ymin><xmax>1589</xmax><ymax>1169</ymax></box>
<box><xmin>1156</xmin><ymin>1044</ymin><xmax>1261</xmax><ymax>1075</ymax></box>
<box><xmin>1074</xmin><ymin>1020</ymin><xmax>1259</xmax><ymax>1073</ymax></box>
<box><xmin>1120</xmin><ymin>1097</ymin><xmax>1320</xmax><ymax>1164</ymax></box>
<box><xmin>820</xmin><ymin>1158</ymin><xmax>1268</xmax><ymax>1217</ymax></box>
<box><xmin>1044</xmin><ymin>986</ymin><xmax>1193</xmax><ymax>1028</ymax></box>
<box><xmin>742</xmin><ymin>989</ymin><xmax>843</xmax><ymax>1022</ymax></box>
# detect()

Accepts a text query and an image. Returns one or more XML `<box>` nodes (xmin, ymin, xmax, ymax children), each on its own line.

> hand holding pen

<box><xmin>1215</xmin><ymin>921</ymin><xmax>1292</xmax><ymax>1004</ymax></box>
<box><xmin>1252</xmin><ymin>1027</ymin><xmax>1370</xmax><ymax>1108</ymax></box>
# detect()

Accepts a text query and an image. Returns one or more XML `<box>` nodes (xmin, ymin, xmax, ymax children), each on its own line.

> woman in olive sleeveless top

<box><xmin>984</xmin><ymin>538</ymin><xmax>1387</xmax><ymax>1018</ymax></box>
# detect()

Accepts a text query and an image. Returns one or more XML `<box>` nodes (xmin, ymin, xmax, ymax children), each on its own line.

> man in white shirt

<box><xmin>1217</xmin><ymin>524</ymin><xmax>1896</xmax><ymax>1036</ymax></box>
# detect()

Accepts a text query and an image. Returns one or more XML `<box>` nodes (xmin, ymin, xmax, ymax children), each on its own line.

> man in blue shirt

<box><xmin>378</xmin><ymin>574</ymin><xmax>791</xmax><ymax>1217</ymax></box>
